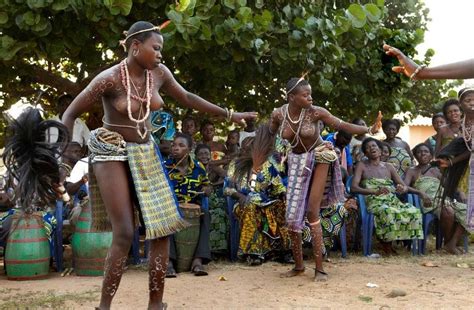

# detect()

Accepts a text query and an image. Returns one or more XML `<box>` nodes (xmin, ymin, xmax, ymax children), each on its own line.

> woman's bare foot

<box><xmin>315</xmin><ymin>270</ymin><xmax>328</xmax><ymax>282</ymax></box>
<box><xmin>280</xmin><ymin>267</ymin><xmax>305</xmax><ymax>278</ymax></box>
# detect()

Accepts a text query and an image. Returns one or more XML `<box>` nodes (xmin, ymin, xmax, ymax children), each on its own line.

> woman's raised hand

<box><xmin>370</xmin><ymin>111</ymin><xmax>383</xmax><ymax>134</ymax></box>
<box><xmin>231</xmin><ymin>111</ymin><xmax>258</xmax><ymax>127</ymax></box>
<box><xmin>383</xmin><ymin>44</ymin><xmax>419</xmax><ymax>78</ymax></box>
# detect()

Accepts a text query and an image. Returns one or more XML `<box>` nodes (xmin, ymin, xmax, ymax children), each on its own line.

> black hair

<box><xmin>182</xmin><ymin>115</ymin><xmax>196</xmax><ymax>125</ymax></box>
<box><xmin>382</xmin><ymin>119</ymin><xmax>401</xmax><ymax>132</ymax></box>
<box><xmin>195</xmin><ymin>143</ymin><xmax>211</xmax><ymax>155</ymax></box>
<box><xmin>458</xmin><ymin>88</ymin><xmax>474</xmax><ymax>102</ymax></box>
<box><xmin>66</xmin><ymin>141</ymin><xmax>82</xmax><ymax>149</ymax></box>
<box><xmin>337</xmin><ymin>129</ymin><xmax>352</xmax><ymax>141</ymax></box>
<box><xmin>233</xmin><ymin>124</ymin><xmax>275</xmax><ymax>184</ymax></box>
<box><xmin>442</xmin><ymin>98</ymin><xmax>460</xmax><ymax>118</ymax></box>
<box><xmin>351</xmin><ymin>117</ymin><xmax>365</xmax><ymax>125</ymax></box>
<box><xmin>286</xmin><ymin>77</ymin><xmax>310</xmax><ymax>97</ymax></box>
<box><xmin>57</xmin><ymin>94</ymin><xmax>73</xmax><ymax>106</ymax></box>
<box><xmin>174</xmin><ymin>132</ymin><xmax>193</xmax><ymax>148</ymax></box>
<box><xmin>431</xmin><ymin>112</ymin><xmax>446</xmax><ymax>123</ymax></box>
<box><xmin>361</xmin><ymin>137</ymin><xmax>383</xmax><ymax>155</ymax></box>
<box><xmin>3</xmin><ymin>108</ymin><xmax>69</xmax><ymax>212</ymax></box>
<box><xmin>380</xmin><ymin>141</ymin><xmax>392</xmax><ymax>156</ymax></box>
<box><xmin>412</xmin><ymin>142</ymin><xmax>433</xmax><ymax>158</ymax></box>
<box><xmin>125</xmin><ymin>21</ymin><xmax>162</xmax><ymax>50</ymax></box>
<box><xmin>200</xmin><ymin>120</ymin><xmax>214</xmax><ymax>132</ymax></box>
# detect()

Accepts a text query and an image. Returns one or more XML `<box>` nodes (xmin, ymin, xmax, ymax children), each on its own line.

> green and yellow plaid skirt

<box><xmin>88</xmin><ymin>128</ymin><xmax>188</xmax><ymax>239</ymax></box>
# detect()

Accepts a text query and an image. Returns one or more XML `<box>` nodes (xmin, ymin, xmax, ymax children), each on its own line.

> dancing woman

<box><xmin>62</xmin><ymin>21</ymin><xmax>256</xmax><ymax>310</ymax></box>
<box><xmin>269</xmin><ymin>77</ymin><xmax>381</xmax><ymax>281</ymax></box>
<box><xmin>384</xmin><ymin>44</ymin><xmax>474</xmax><ymax>232</ymax></box>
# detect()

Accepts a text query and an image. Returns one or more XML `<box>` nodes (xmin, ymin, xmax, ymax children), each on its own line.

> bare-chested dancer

<box><xmin>62</xmin><ymin>21</ymin><xmax>256</xmax><ymax>310</ymax></box>
<box><xmin>269</xmin><ymin>77</ymin><xmax>381</xmax><ymax>281</ymax></box>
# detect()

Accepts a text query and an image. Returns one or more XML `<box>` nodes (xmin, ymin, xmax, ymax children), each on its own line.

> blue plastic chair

<box><xmin>223</xmin><ymin>177</ymin><xmax>241</xmax><ymax>262</ymax></box>
<box><xmin>408</xmin><ymin>194</ymin><xmax>468</xmax><ymax>254</ymax></box>
<box><xmin>347</xmin><ymin>176</ymin><xmax>418</xmax><ymax>256</ymax></box>
<box><xmin>52</xmin><ymin>200</ymin><xmax>64</xmax><ymax>272</ymax></box>
<box><xmin>131</xmin><ymin>196</ymin><xmax>209</xmax><ymax>265</ymax></box>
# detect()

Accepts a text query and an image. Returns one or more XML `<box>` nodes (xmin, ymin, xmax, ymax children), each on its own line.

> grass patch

<box><xmin>358</xmin><ymin>295</ymin><xmax>373</xmax><ymax>303</ymax></box>
<box><xmin>0</xmin><ymin>289</ymin><xmax>99</xmax><ymax>309</ymax></box>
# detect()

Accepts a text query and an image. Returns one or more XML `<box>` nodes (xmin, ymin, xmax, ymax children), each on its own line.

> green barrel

<box><xmin>175</xmin><ymin>203</ymin><xmax>201</xmax><ymax>273</ymax></box>
<box><xmin>72</xmin><ymin>205</ymin><xmax>112</xmax><ymax>276</ymax></box>
<box><xmin>5</xmin><ymin>213</ymin><xmax>50</xmax><ymax>280</ymax></box>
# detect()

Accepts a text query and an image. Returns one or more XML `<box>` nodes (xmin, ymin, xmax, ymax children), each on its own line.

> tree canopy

<box><xmin>0</xmin><ymin>0</ymin><xmax>460</xmax><ymax>144</ymax></box>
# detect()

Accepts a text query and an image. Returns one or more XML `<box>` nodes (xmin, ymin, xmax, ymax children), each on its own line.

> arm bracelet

<box><xmin>409</xmin><ymin>64</ymin><xmax>426</xmax><ymax>80</ymax></box>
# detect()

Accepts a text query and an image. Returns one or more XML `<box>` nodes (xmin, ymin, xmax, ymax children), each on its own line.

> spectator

<box><xmin>324</xmin><ymin>130</ymin><xmax>354</xmax><ymax>175</ymax></box>
<box><xmin>425</xmin><ymin>113</ymin><xmax>447</xmax><ymax>151</ymax></box>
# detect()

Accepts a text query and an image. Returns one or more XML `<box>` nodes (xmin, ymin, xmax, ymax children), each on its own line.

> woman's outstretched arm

<box><xmin>159</xmin><ymin>64</ymin><xmax>257</xmax><ymax>125</ymax></box>
<box><xmin>383</xmin><ymin>44</ymin><xmax>474</xmax><ymax>80</ymax></box>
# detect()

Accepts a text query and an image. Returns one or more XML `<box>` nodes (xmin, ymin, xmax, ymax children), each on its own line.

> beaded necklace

<box><xmin>119</xmin><ymin>59</ymin><xmax>154</xmax><ymax>139</ymax></box>
<box><xmin>462</xmin><ymin>116</ymin><xmax>474</xmax><ymax>152</ymax></box>
<box><xmin>281</xmin><ymin>104</ymin><xmax>322</xmax><ymax>153</ymax></box>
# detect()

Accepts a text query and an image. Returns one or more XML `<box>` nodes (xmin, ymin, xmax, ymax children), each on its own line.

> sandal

<box><xmin>191</xmin><ymin>264</ymin><xmax>208</xmax><ymax>276</ymax></box>
<box><xmin>280</xmin><ymin>267</ymin><xmax>305</xmax><ymax>278</ymax></box>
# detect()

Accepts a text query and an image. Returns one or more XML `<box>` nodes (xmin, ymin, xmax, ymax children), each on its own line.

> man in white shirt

<box><xmin>48</xmin><ymin>94</ymin><xmax>90</xmax><ymax>147</ymax></box>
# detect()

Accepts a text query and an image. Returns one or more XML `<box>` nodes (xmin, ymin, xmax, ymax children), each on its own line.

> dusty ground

<box><xmin>1</xmin><ymin>246</ymin><xmax>473</xmax><ymax>310</ymax></box>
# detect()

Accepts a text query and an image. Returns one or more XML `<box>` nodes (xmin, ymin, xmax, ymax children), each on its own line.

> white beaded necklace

<box><xmin>120</xmin><ymin>59</ymin><xmax>153</xmax><ymax>139</ymax></box>
<box><xmin>462</xmin><ymin>116</ymin><xmax>474</xmax><ymax>152</ymax></box>
<box><xmin>286</xmin><ymin>104</ymin><xmax>304</xmax><ymax>124</ymax></box>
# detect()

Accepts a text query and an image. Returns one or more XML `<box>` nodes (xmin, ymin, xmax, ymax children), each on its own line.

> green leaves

<box><xmin>0</xmin><ymin>35</ymin><xmax>31</xmax><ymax>60</ymax></box>
<box><xmin>346</xmin><ymin>3</ymin><xmax>382</xmax><ymax>28</ymax></box>
<box><xmin>347</xmin><ymin>4</ymin><xmax>366</xmax><ymax>28</ymax></box>
<box><xmin>104</xmin><ymin>0</ymin><xmax>132</xmax><ymax>15</ymax></box>
<box><xmin>0</xmin><ymin>11</ymin><xmax>7</xmax><ymax>24</ymax></box>
<box><xmin>0</xmin><ymin>0</ymin><xmax>455</xmax><ymax>136</ymax></box>
<box><xmin>364</xmin><ymin>4</ymin><xmax>382</xmax><ymax>22</ymax></box>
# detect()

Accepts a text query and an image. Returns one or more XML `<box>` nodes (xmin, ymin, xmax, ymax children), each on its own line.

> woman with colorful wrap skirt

<box><xmin>384</xmin><ymin>43</ymin><xmax>474</xmax><ymax>235</ymax></box>
<box><xmin>351</xmin><ymin>138</ymin><xmax>423</xmax><ymax>255</ymax></box>
<box><xmin>224</xmin><ymin>126</ymin><xmax>291</xmax><ymax>266</ymax></box>
<box><xmin>61</xmin><ymin>21</ymin><xmax>257</xmax><ymax>310</ymax></box>
<box><xmin>269</xmin><ymin>77</ymin><xmax>382</xmax><ymax>281</ymax></box>
<box><xmin>405</xmin><ymin>143</ymin><xmax>470</xmax><ymax>254</ymax></box>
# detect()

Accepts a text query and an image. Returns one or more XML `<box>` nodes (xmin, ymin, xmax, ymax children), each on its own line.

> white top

<box><xmin>67</xmin><ymin>157</ymin><xmax>89</xmax><ymax>183</ymax></box>
<box><xmin>239</xmin><ymin>131</ymin><xmax>256</xmax><ymax>146</ymax></box>
<box><xmin>47</xmin><ymin>115</ymin><xmax>90</xmax><ymax>147</ymax></box>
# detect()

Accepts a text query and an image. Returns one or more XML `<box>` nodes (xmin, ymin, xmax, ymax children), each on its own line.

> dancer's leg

<box><xmin>280</xmin><ymin>231</ymin><xmax>305</xmax><ymax>277</ymax></box>
<box><xmin>148</xmin><ymin>237</ymin><xmax>170</xmax><ymax>309</ymax></box>
<box><xmin>94</xmin><ymin>162</ymin><xmax>135</xmax><ymax>310</ymax></box>
<box><xmin>306</xmin><ymin>163</ymin><xmax>330</xmax><ymax>282</ymax></box>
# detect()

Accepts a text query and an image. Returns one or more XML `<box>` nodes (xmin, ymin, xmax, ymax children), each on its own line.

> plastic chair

<box><xmin>408</xmin><ymin>194</ymin><xmax>468</xmax><ymax>254</ymax></box>
<box><xmin>131</xmin><ymin>196</ymin><xmax>209</xmax><ymax>265</ymax></box>
<box><xmin>223</xmin><ymin>177</ymin><xmax>240</xmax><ymax>262</ymax></box>
<box><xmin>52</xmin><ymin>200</ymin><xmax>64</xmax><ymax>272</ymax></box>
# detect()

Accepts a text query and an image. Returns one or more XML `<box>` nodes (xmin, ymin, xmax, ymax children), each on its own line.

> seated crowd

<box><xmin>0</xmin><ymin>98</ymin><xmax>472</xmax><ymax>276</ymax></box>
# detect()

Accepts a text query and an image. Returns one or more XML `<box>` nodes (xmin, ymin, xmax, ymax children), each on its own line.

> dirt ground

<box><xmin>1</xmin><ymin>246</ymin><xmax>473</xmax><ymax>310</ymax></box>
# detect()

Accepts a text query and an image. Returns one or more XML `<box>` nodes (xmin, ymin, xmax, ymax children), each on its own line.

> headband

<box><xmin>458</xmin><ymin>87</ymin><xmax>474</xmax><ymax>100</ymax></box>
<box><xmin>119</xmin><ymin>26</ymin><xmax>161</xmax><ymax>52</ymax></box>
<box><xmin>285</xmin><ymin>77</ymin><xmax>305</xmax><ymax>99</ymax></box>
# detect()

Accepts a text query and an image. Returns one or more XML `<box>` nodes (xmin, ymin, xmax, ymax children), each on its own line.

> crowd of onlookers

<box><xmin>0</xmin><ymin>96</ymin><xmax>471</xmax><ymax>277</ymax></box>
